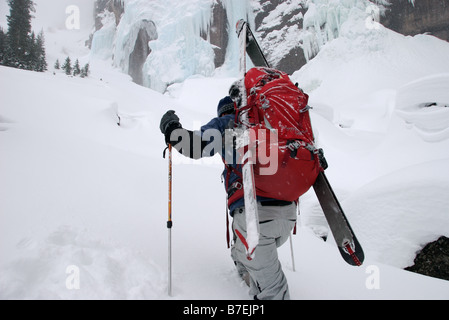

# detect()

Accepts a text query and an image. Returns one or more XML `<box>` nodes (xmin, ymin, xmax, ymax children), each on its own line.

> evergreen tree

<box><xmin>62</xmin><ymin>56</ymin><xmax>72</xmax><ymax>75</ymax></box>
<box><xmin>73</xmin><ymin>59</ymin><xmax>81</xmax><ymax>76</ymax></box>
<box><xmin>6</xmin><ymin>0</ymin><xmax>35</xmax><ymax>69</ymax></box>
<box><xmin>54</xmin><ymin>59</ymin><xmax>60</xmax><ymax>70</ymax></box>
<box><xmin>27</xmin><ymin>31</ymin><xmax>36</xmax><ymax>70</ymax></box>
<box><xmin>81</xmin><ymin>63</ymin><xmax>90</xmax><ymax>78</ymax></box>
<box><xmin>0</xmin><ymin>27</ymin><xmax>6</xmax><ymax>66</ymax></box>
<box><xmin>34</xmin><ymin>30</ymin><xmax>47</xmax><ymax>72</ymax></box>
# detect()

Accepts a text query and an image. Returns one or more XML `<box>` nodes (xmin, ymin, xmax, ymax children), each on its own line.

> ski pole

<box><xmin>289</xmin><ymin>234</ymin><xmax>296</xmax><ymax>272</ymax></box>
<box><xmin>290</xmin><ymin>209</ymin><xmax>298</xmax><ymax>272</ymax></box>
<box><xmin>166</xmin><ymin>144</ymin><xmax>173</xmax><ymax>296</ymax></box>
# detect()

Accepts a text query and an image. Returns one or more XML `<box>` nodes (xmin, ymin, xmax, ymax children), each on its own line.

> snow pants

<box><xmin>231</xmin><ymin>203</ymin><xmax>297</xmax><ymax>300</ymax></box>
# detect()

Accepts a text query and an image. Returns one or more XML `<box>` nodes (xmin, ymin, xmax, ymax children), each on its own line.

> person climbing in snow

<box><xmin>159</xmin><ymin>95</ymin><xmax>297</xmax><ymax>300</ymax></box>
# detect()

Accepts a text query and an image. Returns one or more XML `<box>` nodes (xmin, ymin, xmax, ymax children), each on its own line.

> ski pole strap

<box><xmin>163</xmin><ymin>146</ymin><xmax>169</xmax><ymax>159</ymax></box>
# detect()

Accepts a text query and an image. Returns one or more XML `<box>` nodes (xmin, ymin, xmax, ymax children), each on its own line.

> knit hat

<box><xmin>217</xmin><ymin>96</ymin><xmax>235</xmax><ymax>117</ymax></box>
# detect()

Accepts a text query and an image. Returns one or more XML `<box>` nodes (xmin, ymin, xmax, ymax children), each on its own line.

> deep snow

<box><xmin>1</xmin><ymin>1</ymin><xmax>449</xmax><ymax>300</ymax></box>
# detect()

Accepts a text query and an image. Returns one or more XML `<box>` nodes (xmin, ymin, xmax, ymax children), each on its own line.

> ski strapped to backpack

<box><xmin>225</xmin><ymin>67</ymin><xmax>322</xmax><ymax>207</ymax></box>
<box><xmin>235</xmin><ymin>19</ymin><xmax>364</xmax><ymax>267</ymax></box>
<box><xmin>235</xmin><ymin>20</ymin><xmax>260</xmax><ymax>260</ymax></box>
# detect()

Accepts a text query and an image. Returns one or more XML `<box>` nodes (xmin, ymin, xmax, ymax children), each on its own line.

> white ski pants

<box><xmin>231</xmin><ymin>203</ymin><xmax>297</xmax><ymax>300</ymax></box>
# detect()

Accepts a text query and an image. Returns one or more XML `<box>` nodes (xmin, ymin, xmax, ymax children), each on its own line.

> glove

<box><xmin>160</xmin><ymin>110</ymin><xmax>182</xmax><ymax>145</ymax></box>
<box><xmin>160</xmin><ymin>110</ymin><xmax>181</xmax><ymax>135</ymax></box>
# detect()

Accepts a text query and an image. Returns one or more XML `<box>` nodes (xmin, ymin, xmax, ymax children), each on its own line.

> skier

<box><xmin>160</xmin><ymin>96</ymin><xmax>297</xmax><ymax>300</ymax></box>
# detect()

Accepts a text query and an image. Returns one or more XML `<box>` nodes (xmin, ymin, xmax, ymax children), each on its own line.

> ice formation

<box><xmin>90</xmin><ymin>0</ymin><xmax>255</xmax><ymax>92</ymax></box>
<box><xmin>90</xmin><ymin>0</ymin><xmax>396</xmax><ymax>91</ymax></box>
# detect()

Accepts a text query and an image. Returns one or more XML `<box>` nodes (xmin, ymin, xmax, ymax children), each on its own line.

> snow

<box><xmin>1</xmin><ymin>1</ymin><xmax>449</xmax><ymax>300</ymax></box>
<box><xmin>291</xmin><ymin>9</ymin><xmax>449</xmax><ymax>274</ymax></box>
<box><xmin>396</xmin><ymin>74</ymin><xmax>449</xmax><ymax>142</ymax></box>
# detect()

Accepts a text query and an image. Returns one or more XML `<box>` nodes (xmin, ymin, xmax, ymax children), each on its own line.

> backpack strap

<box><xmin>227</xmin><ymin>180</ymin><xmax>243</xmax><ymax>199</ymax></box>
<box><xmin>226</xmin><ymin>201</ymin><xmax>231</xmax><ymax>249</ymax></box>
<box><xmin>224</xmin><ymin>162</ymin><xmax>244</xmax><ymax>205</ymax></box>
<box><xmin>222</xmin><ymin>161</ymin><xmax>244</xmax><ymax>249</ymax></box>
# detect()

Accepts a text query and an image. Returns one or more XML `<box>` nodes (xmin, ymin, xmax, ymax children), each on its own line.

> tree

<box><xmin>26</xmin><ymin>31</ymin><xmax>36</xmax><ymax>70</ymax></box>
<box><xmin>54</xmin><ymin>59</ymin><xmax>60</xmax><ymax>70</ymax></box>
<box><xmin>62</xmin><ymin>56</ymin><xmax>72</xmax><ymax>75</ymax></box>
<box><xmin>34</xmin><ymin>30</ymin><xmax>47</xmax><ymax>72</ymax></box>
<box><xmin>80</xmin><ymin>63</ymin><xmax>90</xmax><ymax>78</ymax></box>
<box><xmin>73</xmin><ymin>59</ymin><xmax>81</xmax><ymax>76</ymax></box>
<box><xmin>0</xmin><ymin>27</ymin><xmax>7</xmax><ymax>66</ymax></box>
<box><xmin>3</xmin><ymin>0</ymin><xmax>47</xmax><ymax>72</ymax></box>
<box><xmin>6</xmin><ymin>0</ymin><xmax>35</xmax><ymax>69</ymax></box>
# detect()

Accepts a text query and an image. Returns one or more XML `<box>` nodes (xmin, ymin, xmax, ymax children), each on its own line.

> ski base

<box><xmin>313</xmin><ymin>172</ymin><xmax>364</xmax><ymax>266</ymax></box>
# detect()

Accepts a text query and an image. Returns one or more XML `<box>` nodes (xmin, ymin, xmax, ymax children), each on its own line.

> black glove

<box><xmin>160</xmin><ymin>110</ymin><xmax>182</xmax><ymax>145</ymax></box>
<box><xmin>160</xmin><ymin>110</ymin><xmax>181</xmax><ymax>134</ymax></box>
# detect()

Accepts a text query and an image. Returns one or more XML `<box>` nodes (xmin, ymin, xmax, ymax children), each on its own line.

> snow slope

<box><xmin>1</xmin><ymin>66</ymin><xmax>448</xmax><ymax>300</ymax></box>
<box><xmin>1</xmin><ymin>3</ymin><xmax>449</xmax><ymax>300</ymax></box>
<box><xmin>291</xmin><ymin>12</ymin><xmax>449</xmax><ymax>271</ymax></box>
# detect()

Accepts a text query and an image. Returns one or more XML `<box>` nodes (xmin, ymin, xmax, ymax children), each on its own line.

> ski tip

<box><xmin>236</xmin><ymin>19</ymin><xmax>246</xmax><ymax>35</ymax></box>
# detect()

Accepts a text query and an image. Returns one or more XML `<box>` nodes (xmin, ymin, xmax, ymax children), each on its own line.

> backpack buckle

<box><xmin>300</xmin><ymin>105</ymin><xmax>312</xmax><ymax>113</ymax></box>
<box><xmin>233</xmin><ymin>181</ymin><xmax>243</xmax><ymax>190</ymax></box>
<box><xmin>287</xmin><ymin>140</ymin><xmax>302</xmax><ymax>152</ymax></box>
<box><xmin>227</xmin><ymin>181</ymin><xmax>243</xmax><ymax>199</ymax></box>
<box><xmin>259</xmin><ymin>94</ymin><xmax>270</xmax><ymax>109</ymax></box>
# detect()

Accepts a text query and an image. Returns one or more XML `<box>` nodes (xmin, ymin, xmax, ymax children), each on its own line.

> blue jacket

<box><xmin>199</xmin><ymin>114</ymin><xmax>274</xmax><ymax>214</ymax></box>
<box><xmin>198</xmin><ymin>115</ymin><xmax>243</xmax><ymax>213</ymax></box>
<box><xmin>167</xmin><ymin>114</ymin><xmax>276</xmax><ymax>214</ymax></box>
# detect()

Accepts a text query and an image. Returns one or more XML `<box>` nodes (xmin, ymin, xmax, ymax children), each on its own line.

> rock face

<box><xmin>91</xmin><ymin>0</ymin><xmax>449</xmax><ymax>87</ymax></box>
<box><xmin>252</xmin><ymin>0</ymin><xmax>308</xmax><ymax>74</ymax></box>
<box><xmin>405</xmin><ymin>236</ymin><xmax>449</xmax><ymax>281</ymax></box>
<box><xmin>129</xmin><ymin>20</ymin><xmax>156</xmax><ymax>85</ymax></box>
<box><xmin>207</xmin><ymin>0</ymin><xmax>309</xmax><ymax>74</ymax></box>
<box><xmin>382</xmin><ymin>0</ymin><xmax>449</xmax><ymax>42</ymax></box>
<box><xmin>94</xmin><ymin>0</ymin><xmax>124</xmax><ymax>31</ymax></box>
<box><xmin>87</xmin><ymin>0</ymin><xmax>124</xmax><ymax>48</ymax></box>
<box><xmin>208</xmin><ymin>1</ymin><xmax>228</xmax><ymax>68</ymax></box>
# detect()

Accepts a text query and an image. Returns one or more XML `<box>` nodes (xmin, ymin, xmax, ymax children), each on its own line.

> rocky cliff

<box><xmin>90</xmin><ymin>0</ymin><xmax>449</xmax><ymax>91</ymax></box>
<box><xmin>382</xmin><ymin>0</ymin><xmax>449</xmax><ymax>42</ymax></box>
<box><xmin>405</xmin><ymin>236</ymin><xmax>449</xmax><ymax>281</ymax></box>
<box><xmin>252</xmin><ymin>0</ymin><xmax>308</xmax><ymax>74</ymax></box>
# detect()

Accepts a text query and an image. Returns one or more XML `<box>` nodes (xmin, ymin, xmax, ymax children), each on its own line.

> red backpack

<box><xmin>228</xmin><ymin>67</ymin><xmax>322</xmax><ymax>204</ymax></box>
